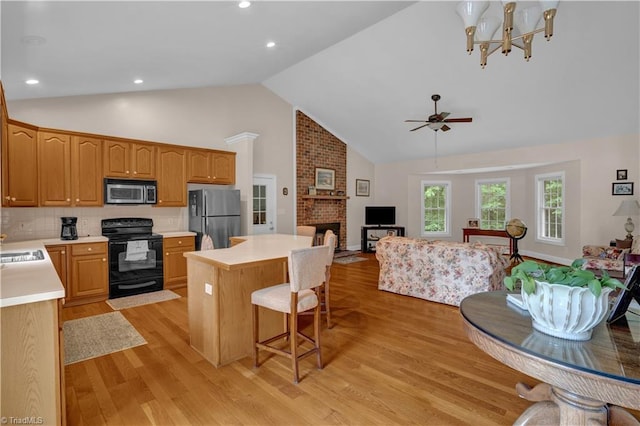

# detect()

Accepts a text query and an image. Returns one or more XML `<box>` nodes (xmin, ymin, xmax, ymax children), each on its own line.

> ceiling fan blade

<box><xmin>441</xmin><ymin>124</ymin><xmax>451</xmax><ymax>132</ymax></box>
<box><xmin>440</xmin><ymin>112</ymin><xmax>450</xmax><ymax>120</ymax></box>
<box><xmin>410</xmin><ymin>123</ymin><xmax>430</xmax><ymax>132</ymax></box>
<box><xmin>443</xmin><ymin>117</ymin><xmax>473</xmax><ymax>123</ymax></box>
<box><xmin>405</xmin><ymin>119</ymin><xmax>428</xmax><ymax>123</ymax></box>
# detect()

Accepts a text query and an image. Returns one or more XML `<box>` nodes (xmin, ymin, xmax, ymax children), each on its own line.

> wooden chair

<box><xmin>321</xmin><ymin>230</ymin><xmax>336</xmax><ymax>328</ymax></box>
<box><xmin>251</xmin><ymin>245</ymin><xmax>330</xmax><ymax>383</ymax></box>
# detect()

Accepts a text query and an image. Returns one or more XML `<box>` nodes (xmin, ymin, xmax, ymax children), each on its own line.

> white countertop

<box><xmin>184</xmin><ymin>234</ymin><xmax>313</xmax><ymax>270</ymax></box>
<box><xmin>41</xmin><ymin>236</ymin><xmax>108</xmax><ymax>245</ymax></box>
<box><xmin>0</xmin><ymin>240</ymin><xmax>65</xmax><ymax>308</ymax></box>
<box><xmin>158</xmin><ymin>231</ymin><xmax>196</xmax><ymax>238</ymax></box>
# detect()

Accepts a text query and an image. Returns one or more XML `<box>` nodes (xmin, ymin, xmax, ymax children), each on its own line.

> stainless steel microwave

<box><xmin>104</xmin><ymin>178</ymin><xmax>157</xmax><ymax>205</ymax></box>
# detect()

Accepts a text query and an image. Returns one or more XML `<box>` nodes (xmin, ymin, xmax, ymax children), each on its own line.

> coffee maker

<box><xmin>60</xmin><ymin>217</ymin><xmax>78</xmax><ymax>240</ymax></box>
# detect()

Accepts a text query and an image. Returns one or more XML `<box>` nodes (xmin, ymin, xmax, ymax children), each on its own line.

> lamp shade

<box><xmin>613</xmin><ymin>200</ymin><xmax>640</xmax><ymax>217</ymax></box>
<box><xmin>514</xmin><ymin>5</ymin><xmax>542</xmax><ymax>35</ymax></box>
<box><xmin>475</xmin><ymin>15</ymin><xmax>501</xmax><ymax>41</ymax></box>
<box><xmin>456</xmin><ymin>1</ymin><xmax>490</xmax><ymax>28</ymax></box>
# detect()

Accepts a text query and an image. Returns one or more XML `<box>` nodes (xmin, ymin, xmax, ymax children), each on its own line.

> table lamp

<box><xmin>613</xmin><ymin>199</ymin><xmax>640</xmax><ymax>240</ymax></box>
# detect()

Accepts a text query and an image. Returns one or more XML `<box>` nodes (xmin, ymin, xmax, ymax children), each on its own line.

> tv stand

<box><xmin>361</xmin><ymin>226</ymin><xmax>405</xmax><ymax>253</ymax></box>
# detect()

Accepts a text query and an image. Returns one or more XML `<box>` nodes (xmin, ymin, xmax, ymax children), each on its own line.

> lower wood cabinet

<box><xmin>163</xmin><ymin>235</ymin><xmax>195</xmax><ymax>289</ymax></box>
<box><xmin>47</xmin><ymin>242</ymin><xmax>108</xmax><ymax>306</ymax></box>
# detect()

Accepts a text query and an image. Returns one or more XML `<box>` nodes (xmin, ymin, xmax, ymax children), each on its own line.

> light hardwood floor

<box><xmin>62</xmin><ymin>253</ymin><xmax>639</xmax><ymax>425</ymax></box>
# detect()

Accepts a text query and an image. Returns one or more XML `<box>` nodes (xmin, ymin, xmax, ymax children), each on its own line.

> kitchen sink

<box><xmin>0</xmin><ymin>250</ymin><xmax>45</xmax><ymax>263</ymax></box>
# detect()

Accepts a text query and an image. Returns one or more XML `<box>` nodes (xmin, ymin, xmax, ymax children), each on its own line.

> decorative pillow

<box><xmin>603</xmin><ymin>248</ymin><xmax>625</xmax><ymax>260</ymax></box>
<box><xmin>616</xmin><ymin>239</ymin><xmax>632</xmax><ymax>249</ymax></box>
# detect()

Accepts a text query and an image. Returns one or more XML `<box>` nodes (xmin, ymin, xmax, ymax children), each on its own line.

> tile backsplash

<box><xmin>0</xmin><ymin>206</ymin><xmax>187</xmax><ymax>242</ymax></box>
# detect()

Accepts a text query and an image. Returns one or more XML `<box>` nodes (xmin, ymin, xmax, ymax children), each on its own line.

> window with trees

<box><xmin>421</xmin><ymin>181</ymin><xmax>451</xmax><ymax>236</ymax></box>
<box><xmin>536</xmin><ymin>172</ymin><xmax>564</xmax><ymax>243</ymax></box>
<box><xmin>476</xmin><ymin>179</ymin><xmax>510</xmax><ymax>230</ymax></box>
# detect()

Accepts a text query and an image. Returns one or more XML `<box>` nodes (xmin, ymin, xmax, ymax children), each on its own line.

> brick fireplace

<box><xmin>296</xmin><ymin>111</ymin><xmax>347</xmax><ymax>250</ymax></box>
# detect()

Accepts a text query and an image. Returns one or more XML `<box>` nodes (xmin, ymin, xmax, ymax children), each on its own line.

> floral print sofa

<box><xmin>375</xmin><ymin>236</ymin><xmax>509</xmax><ymax>306</ymax></box>
<box><xmin>581</xmin><ymin>237</ymin><xmax>639</xmax><ymax>273</ymax></box>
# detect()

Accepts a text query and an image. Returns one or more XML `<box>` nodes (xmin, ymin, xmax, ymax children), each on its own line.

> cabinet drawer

<box><xmin>164</xmin><ymin>236</ymin><xmax>195</xmax><ymax>250</ymax></box>
<box><xmin>71</xmin><ymin>242</ymin><xmax>107</xmax><ymax>256</ymax></box>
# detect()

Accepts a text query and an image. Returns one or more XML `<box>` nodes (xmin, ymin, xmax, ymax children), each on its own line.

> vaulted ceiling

<box><xmin>2</xmin><ymin>1</ymin><xmax>639</xmax><ymax>164</ymax></box>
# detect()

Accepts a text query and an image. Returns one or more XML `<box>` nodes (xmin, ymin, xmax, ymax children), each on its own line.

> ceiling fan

<box><xmin>405</xmin><ymin>94</ymin><xmax>473</xmax><ymax>132</ymax></box>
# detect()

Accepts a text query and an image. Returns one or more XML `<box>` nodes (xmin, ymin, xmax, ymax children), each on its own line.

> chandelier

<box><xmin>456</xmin><ymin>1</ymin><xmax>559</xmax><ymax>68</ymax></box>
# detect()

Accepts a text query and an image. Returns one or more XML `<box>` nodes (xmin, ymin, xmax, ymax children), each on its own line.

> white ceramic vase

<box><xmin>521</xmin><ymin>280</ymin><xmax>613</xmax><ymax>341</ymax></box>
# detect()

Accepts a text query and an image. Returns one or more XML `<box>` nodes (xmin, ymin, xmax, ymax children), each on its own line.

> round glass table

<box><xmin>460</xmin><ymin>291</ymin><xmax>640</xmax><ymax>425</ymax></box>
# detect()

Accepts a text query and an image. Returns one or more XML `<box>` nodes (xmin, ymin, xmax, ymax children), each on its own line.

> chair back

<box><xmin>323</xmin><ymin>231</ymin><xmax>337</xmax><ymax>266</ymax></box>
<box><xmin>296</xmin><ymin>225</ymin><xmax>316</xmax><ymax>238</ymax></box>
<box><xmin>288</xmin><ymin>245</ymin><xmax>330</xmax><ymax>292</ymax></box>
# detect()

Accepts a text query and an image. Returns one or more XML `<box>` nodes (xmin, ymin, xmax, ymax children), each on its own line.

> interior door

<box><xmin>252</xmin><ymin>174</ymin><xmax>276</xmax><ymax>235</ymax></box>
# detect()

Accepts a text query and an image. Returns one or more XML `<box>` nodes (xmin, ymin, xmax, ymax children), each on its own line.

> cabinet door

<box><xmin>39</xmin><ymin>131</ymin><xmax>72</xmax><ymax>206</ymax></box>
<box><xmin>46</xmin><ymin>245</ymin><xmax>68</xmax><ymax>287</ymax></box>
<box><xmin>211</xmin><ymin>152</ymin><xmax>236</xmax><ymax>185</ymax></box>
<box><xmin>103</xmin><ymin>140</ymin><xmax>131</xmax><ymax>177</ymax></box>
<box><xmin>156</xmin><ymin>146</ymin><xmax>187</xmax><ymax>207</ymax></box>
<box><xmin>72</xmin><ymin>136</ymin><xmax>103</xmax><ymax>206</ymax></box>
<box><xmin>4</xmin><ymin>123</ymin><xmax>38</xmax><ymax>206</ymax></box>
<box><xmin>187</xmin><ymin>149</ymin><xmax>213</xmax><ymax>183</ymax></box>
<box><xmin>132</xmin><ymin>143</ymin><xmax>156</xmax><ymax>179</ymax></box>
<box><xmin>163</xmin><ymin>236</ymin><xmax>195</xmax><ymax>288</ymax></box>
<box><xmin>69</xmin><ymin>243</ymin><xmax>108</xmax><ymax>300</ymax></box>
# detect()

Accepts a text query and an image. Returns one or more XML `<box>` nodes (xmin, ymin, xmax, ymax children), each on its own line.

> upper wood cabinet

<box><xmin>3</xmin><ymin>123</ymin><xmax>39</xmax><ymax>207</ymax></box>
<box><xmin>71</xmin><ymin>136</ymin><xmax>103</xmax><ymax>206</ymax></box>
<box><xmin>187</xmin><ymin>149</ymin><xmax>236</xmax><ymax>185</ymax></box>
<box><xmin>38</xmin><ymin>131</ymin><xmax>72</xmax><ymax>206</ymax></box>
<box><xmin>157</xmin><ymin>146</ymin><xmax>187</xmax><ymax>207</ymax></box>
<box><xmin>103</xmin><ymin>140</ymin><xmax>156</xmax><ymax>179</ymax></box>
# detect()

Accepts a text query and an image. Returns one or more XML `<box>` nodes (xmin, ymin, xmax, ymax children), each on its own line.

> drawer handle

<box><xmin>178</xmin><ymin>241</ymin><xmax>182</xmax><ymax>244</ymax></box>
<box><xmin>166</xmin><ymin>252</ymin><xmax>169</xmax><ymax>256</ymax></box>
<box><xmin>102</xmin><ymin>258</ymin><xmax>106</xmax><ymax>262</ymax></box>
<box><xmin>87</xmin><ymin>247</ymin><xmax>92</xmax><ymax>251</ymax></box>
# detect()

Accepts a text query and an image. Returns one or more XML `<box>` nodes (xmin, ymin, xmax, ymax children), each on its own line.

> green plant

<box><xmin>504</xmin><ymin>259</ymin><xmax>625</xmax><ymax>297</ymax></box>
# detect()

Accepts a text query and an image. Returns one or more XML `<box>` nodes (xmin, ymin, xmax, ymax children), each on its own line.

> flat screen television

<box><xmin>365</xmin><ymin>206</ymin><xmax>396</xmax><ymax>226</ymax></box>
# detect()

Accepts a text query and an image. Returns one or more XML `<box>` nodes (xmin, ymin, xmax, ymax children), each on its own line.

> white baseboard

<box><xmin>519</xmin><ymin>249</ymin><xmax>572</xmax><ymax>266</ymax></box>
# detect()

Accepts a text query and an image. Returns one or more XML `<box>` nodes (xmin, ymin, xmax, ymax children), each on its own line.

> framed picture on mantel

<box><xmin>315</xmin><ymin>167</ymin><xmax>335</xmax><ymax>190</ymax></box>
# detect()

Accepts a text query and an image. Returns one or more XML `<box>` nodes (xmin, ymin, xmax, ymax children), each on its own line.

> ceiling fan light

<box><xmin>539</xmin><ymin>0</ymin><xmax>559</xmax><ymax>13</ymax></box>
<box><xmin>475</xmin><ymin>15</ymin><xmax>501</xmax><ymax>42</ymax></box>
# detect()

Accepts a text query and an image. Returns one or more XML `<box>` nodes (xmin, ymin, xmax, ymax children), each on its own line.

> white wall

<box><xmin>375</xmin><ymin>134</ymin><xmax>639</xmax><ymax>264</ymax></box>
<box><xmin>5</xmin><ymin>84</ymin><xmax>297</xmax><ymax>240</ymax></box>
<box><xmin>346</xmin><ymin>146</ymin><xmax>375</xmax><ymax>250</ymax></box>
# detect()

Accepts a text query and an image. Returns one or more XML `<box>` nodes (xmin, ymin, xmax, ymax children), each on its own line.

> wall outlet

<box><xmin>204</xmin><ymin>283</ymin><xmax>212</xmax><ymax>295</ymax></box>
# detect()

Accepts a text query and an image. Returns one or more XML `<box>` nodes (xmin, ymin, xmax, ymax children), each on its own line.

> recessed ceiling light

<box><xmin>266</xmin><ymin>41</ymin><xmax>276</xmax><ymax>48</ymax></box>
<box><xmin>21</xmin><ymin>35</ymin><xmax>46</xmax><ymax>46</ymax></box>
<box><xmin>238</xmin><ymin>1</ymin><xmax>250</xmax><ymax>8</ymax></box>
<box><xmin>25</xmin><ymin>79</ymin><xmax>39</xmax><ymax>85</ymax></box>
<box><xmin>134</xmin><ymin>79</ymin><xmax>144</xmax><ymax>84</ymax></box>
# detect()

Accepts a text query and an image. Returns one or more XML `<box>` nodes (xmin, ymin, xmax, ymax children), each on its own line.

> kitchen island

<box><xmin>1</xmin><ymin>240</ymin><xmax>66</xmax><ymax>426</ymax></box>
<box><xmin>183</xmin><ymin>234</ymin><xmax>313</xmax><ymax>367</ymax></box>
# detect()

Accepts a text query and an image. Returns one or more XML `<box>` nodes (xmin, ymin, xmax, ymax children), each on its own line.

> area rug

<box><xmin>334</xmin><ymin>250</ymin><xmax>360</xmax><ymax>259</ymax></box>
<box><xmin>63</xmin><ymin>311</ymin><xmax>146</xmax><ymax>365</ymax></box>
<box><xmin>106</xmin><ymin>290</ymin><xmax>180</xmax><ymax>310</ymax></box>
<box><xmin>333</xmin><ymin>256</ymin><xmax>367</xmax><ymax>265</ymax></box>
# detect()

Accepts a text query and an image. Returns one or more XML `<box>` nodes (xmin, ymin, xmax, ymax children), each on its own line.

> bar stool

<box><xmin>251</xmin><ymin>245</ymin><xmax>330</xmax><ymax>383</ymax></box>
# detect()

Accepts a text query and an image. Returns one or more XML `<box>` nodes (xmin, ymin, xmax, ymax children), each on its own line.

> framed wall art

<box><xmin>617</xmin><ymin>169</ymin><xmax>628</xmax><ymax>180</ymax></box>
<box><xmin>315</xmin><ymin>167</ymin><xmax>335</xmax><ymax>190</ymax></box>
<box><xmin>356</xmin><ymin>179</ymin><xmax>370</xmax><ymax>197</ymax></box>
<box><xmin>467</xmin><ymin>218</ymin><xmax>480</xmax><ymax>228</ymax></box>
<box><xmin>612</xmin><ymin>182</ymin><xmax>634</xmax><ymax>196</ymax></box>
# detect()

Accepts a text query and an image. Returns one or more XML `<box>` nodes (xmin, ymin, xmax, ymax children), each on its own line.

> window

<box><xmin>421</xmin><ymin>181</ymin><xmax>451</xmax><ymax>236</ymax></box>
<box><xmin>476</xmin><ymin>179</ymin><xmax>510</xmax><ymax>230</ymax></box>
<box><xmin>536</xmin><ymin>172</ymin><xmax>564</xmax><ymax>244</ymax></box>
<box><xmin>252</xmin><ymin>184</ymin><xmax>267</xmax><ymax>225</ymax></box>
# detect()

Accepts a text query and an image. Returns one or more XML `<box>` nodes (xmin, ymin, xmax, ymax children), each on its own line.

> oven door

<box><xmin>108</xmin><ymin>236</ymin><xmax>164</xmax><ymax>298</ymax></box>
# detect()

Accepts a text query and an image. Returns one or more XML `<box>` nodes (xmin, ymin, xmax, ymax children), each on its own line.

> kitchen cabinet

<box><xmin>156</xmin><ymin>146</ymin><xmax>187</xmax><ymax>207</ymax></box>
<box><xmin>72</xmin><ymin>135</ymin><xmax>103</xmax><ymax>206</ymax></box>
<box><xmin>47</xmin><ymin>245</ymin><xmax>68</xmax><ymax>291</ymax></box>
<box><xmin>187</xmin><ymin>149</ymin><xmax>236</xmax><ymax>185</ymax></box>
<box><xmin>3</xmin><ymin>122</ymin><xmax>39</xmax><ymax>206</ymax></box>
<box><xmin>38</xmin><ymin>131</ymin><xmax>72</xmax><ymax>206</ymax></box>
<box><xmin>68</xmin><ymin>242</ymin><xmax>109</xmax><ymax>306</ymax></box>
<box><xmin>1</xmin><ymin>299</ymin><xmax>63</xmax><ymax>426</ymax></box>
<box><xmin>163</xmin><ymin>235</ymin><xmax>195</xmax><ymax>289</ymax></box>
<box><xmin>104</xmin><ymin>140</ymin><xmax>156</xmax><ymax>179</ymax></box>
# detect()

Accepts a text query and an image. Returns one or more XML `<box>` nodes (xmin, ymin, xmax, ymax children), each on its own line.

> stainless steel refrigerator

<box><xmin>188</xmin><ymin>189</ymin><xmax>241</xmax><ymax>249</ymax></box>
